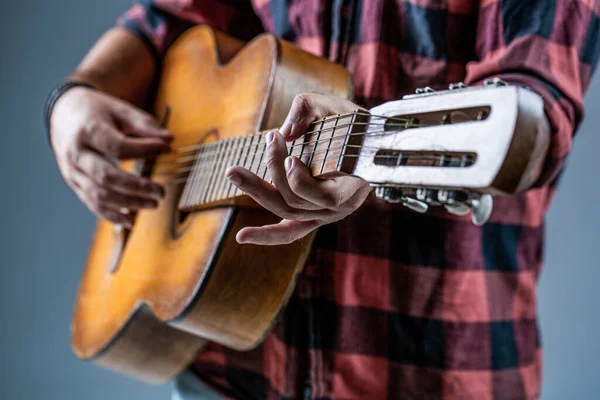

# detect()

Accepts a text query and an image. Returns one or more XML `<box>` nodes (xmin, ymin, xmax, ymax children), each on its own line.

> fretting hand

<box><xmin>226</xmin><ymin>93</ymin><xmax>372</xmax><ymax>246</ymax></box>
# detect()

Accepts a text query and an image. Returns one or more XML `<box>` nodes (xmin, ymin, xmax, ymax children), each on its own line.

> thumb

<box><xmin>114</xmin><ymin>104</ymin><xmax>173</xmax><ymax>141</ymax></box>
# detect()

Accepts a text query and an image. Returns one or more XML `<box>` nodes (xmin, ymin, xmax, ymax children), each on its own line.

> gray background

<box><xmin>0</xmin><ymin>0</ymin><xmax>598</xmax><ymax>399</ymax></box>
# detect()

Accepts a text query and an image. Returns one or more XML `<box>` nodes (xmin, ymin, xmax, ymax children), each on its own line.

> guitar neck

<box><xmin>178</xmin><ymin>111</ymin><xmax>370</xmax><ymax>211</ymax></box>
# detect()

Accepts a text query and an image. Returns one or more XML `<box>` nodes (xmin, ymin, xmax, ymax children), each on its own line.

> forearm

<box><xmin>69</xmin><ymin>27</ymin><xmax>156</xmax><ymax>108</ymax></box>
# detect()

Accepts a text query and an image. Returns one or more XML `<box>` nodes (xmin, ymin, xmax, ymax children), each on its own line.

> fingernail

<box><xmin>228</xmin><ymin>173</ymin><xmax>242</xmax><ymax>186</ymax></box>
<box><xmin>236</xmin><ymin>230</ymin><xmax>248</xmax><ymax>244</ymax></box>
<box><xmin>284</xmin><ymin>156</ymin><xmax>293</xmax><ymax>172</ymax></box>
<box><xmin>265</xmin><ymin>131</ymin><xmax>275</xmax><ymax>145</ymax></box>
<box><xmin>280</xmin><ymin>120</ymin><xmax>291</xmax><ymax>138</ymax></box>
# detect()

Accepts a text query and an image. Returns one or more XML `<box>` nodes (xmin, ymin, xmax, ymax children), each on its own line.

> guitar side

<box><xmin>70</xmin><ymin>26</ymin><xmax>352</xmax><ymax>383</ymax></box>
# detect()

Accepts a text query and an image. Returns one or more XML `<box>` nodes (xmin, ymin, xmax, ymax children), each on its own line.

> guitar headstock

<box><xmin>351</xmin><ymin>79</ymin><xmax>549</xmax><ymax>225</ymax></box>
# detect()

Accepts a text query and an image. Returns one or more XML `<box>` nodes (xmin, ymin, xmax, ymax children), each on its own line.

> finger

<box><xmin>284</xmin><ymin>155</ymin><xmax>369</xmax><ymax>208</ymax></box>
<box><xmin>337</xmin><ymin>180</ymin><xmax>374</xmax><ymax>213</ymax></box>
<box><xmin>264</xmin><ymin>131</ymin><xmax>322</xmax><ymax>210</ymax></box>
<box><xmin>71</xmin><ymin>168</ymin><xmax>158</xmax><ymax>212</ymax></box>
<box><xmin>75</xmin><ymin>150</ymin><xmax>165</xmax><ymax>200</ymax></box>
<box><xmin>80</xmin><ymin>121</ymin><xmax>170</xmax><ymax>159</ymax></box>
<box><xmin>96</xmin><ymin>207</ymin><xmax>135</xmax><ymax>228</ymax></box>
<box><xmin>236</xmin><ymin>219</ymin><xmax>320</xmax><ymax>246</ymax></box>
<box><xmin>279</xmin><ymin>93</ymin><xmax>362</xmax><ymax>140</ymax></box>
<box><xmin>113</xmin><ymin>104</ymin><xmax>173</xmax><ymax>140</ymax></box>
<box><xmin>226</xmin><ymin>166</ymin><xmax>331</xmax><ymax>221</ymax></box>
<box><xmin>100</xmin><ymin>190</ymin><xmax>159</xmax><ymax>211</ymax></box>
<box><xmin>70</xmin><ymin>170</ymin><xmax>134</xmax><ymax>227</ymax></box>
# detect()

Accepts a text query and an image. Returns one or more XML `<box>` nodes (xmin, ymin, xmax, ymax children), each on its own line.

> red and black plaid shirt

<box><xmin>119</xmin><ymin>1</ymin><xmax>599</xmax><ymax>399</ymax></box>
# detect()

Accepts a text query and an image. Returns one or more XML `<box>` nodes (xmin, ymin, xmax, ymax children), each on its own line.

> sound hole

<box><xmin>172</xmin><ymin>178</ymin><xmax>193</xmax><ymax>237</ymax></box>
<box><xmin>178</xmin><ymin>210</ymin><xmax>190</xmax><ymax>224</ymax></box>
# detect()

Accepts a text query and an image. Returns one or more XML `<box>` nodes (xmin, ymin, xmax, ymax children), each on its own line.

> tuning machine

<box><xmin>374</xmin><ymin>186</ymin><xmax>493</xmax><ymax>226</ymax></box>
<box><xmin>415</xmin><ymin>86</ymin><xmax>436</xmax><ymax>94</ymax></box>
<box><xmin>483</xmin><ymin>77</ymin><xmax>509</xmax><ymax>87</ymax></box>
<box><xmin>466</xmin><ymin>193</ymin><xmax>493</xmax><ymax>226</ymax></box>
<box><xmin>448</xmin><ymin>82</ymin><xmax>468</xmax><ymax>90</ymax></box>
<box><xmin>373</xmin><ymin>186</ymin><xmax>428</xmax><ymax>213</ymax></box>
<box><xmin>439</xmin><ymin>190</ymin><xmax>494</xmax><ymax>226</ymax></box>
<box><xmin>417</xmin><ymin>188</ymin><xmax>493</xmax><ymax>226</ymax></box>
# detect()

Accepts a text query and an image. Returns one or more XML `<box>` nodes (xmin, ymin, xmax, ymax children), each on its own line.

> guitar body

<box><xmin>71</xmin><ymin>26</ymin><xmax>352</xmax><ymax>383</ymax></box>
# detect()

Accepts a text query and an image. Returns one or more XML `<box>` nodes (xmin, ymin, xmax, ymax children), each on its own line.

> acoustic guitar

<box><xmin>70</xmin><ymin>25</ymin><xmax>549</xmax><ymax>383</ymax></box>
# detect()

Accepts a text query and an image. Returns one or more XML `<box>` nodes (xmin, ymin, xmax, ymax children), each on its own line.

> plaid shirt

<box><xmin>119</xmin><ymin>1</ymin><xmax>600</xmax><ymax>399</ymax></box>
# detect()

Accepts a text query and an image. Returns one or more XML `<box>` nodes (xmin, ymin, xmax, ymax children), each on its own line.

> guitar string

<box><xmin>170</xmin><ymin>142</ymin><xmax>470</xmax><ymax>186</ymax></box>
<box><xmin>145</xmin><ymin>110</ymin><xmax>473</xmax><ymax>199</ymax></box>
<box><xmin>151</xmin><ymin>121</ymin><xmax>430</xmax><ymax>173</ymax></box>
<box><xmin>151</xmin><ymin>119</ymin><xmax>425</xmax><ymax>169</ymax></box>
<box><xmin>173</xmin><ymin>141</ymin><xmax>471</xmax><ymax>202</ymax></box>
<box><xmin>159</xmin><ymin>132</ymin><xmax>384</xmax><ymax>177</ymax></box>
<box><xmin>155</xmin><ymin>128</ymin><xmax>381</xmax><ymax>177</ymax></box>
<box><xmin>152</xmin><ymin>121</ymin><xmax>447</xmax><ymax>178</ymax></box>
<box><xmin>174</xmin><ymin>149</ymin><xmax>467</xmax><ymax>205</ymax></box>
<box><xmin>161</xmin><ymin>110</ymin><xmax>414</xmax><ymax>158</ymax></box>
<box><xmin>150</xmin><ymin>114</ymin><xmax>445</xmax><ymax>176</ymax></box>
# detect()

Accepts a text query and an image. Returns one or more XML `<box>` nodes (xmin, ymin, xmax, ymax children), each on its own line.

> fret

<box><xmin>259</xmin><ymin>140</ymin><xmax>268</xmax><ymax>181</ymax></box>
<box><xmin>187</xmin><ymin>144</ymin><xmax>206</xmax><ymax>207</ymax></box>
<box><xmin>289</xmin><ymin>139</ymin><xmax>298</xmax><ymax>158</ymax></box>
<box><xmin>204</xmin><ymin>141</ymin><xmax>220</xmax><ymax>203</ymax></box>
<box><xmin>214</xmin><ymin>137</ymin><xmax>237</xmax><ymax>200</ymax></box>
<box><xmin>234</xmin><ymin>135</ymin><xmax>252</xmax><ymax>198</ymax></box>
<box><xmin>180</xmin><ymin>153</ymin><xmax>193</xmax><ymax>209</ymax></box>
<box><xmin>242</xmin><ymin>135</ymin><xmax>257</xmax><ymax>170</ymax></box>
<box><xmin>196</xmin><ymin>142</ymin><xmax>217</xmax><ymax>205</ymax></box>
<box><xmin>308</xmin><ymin>118</ymin><xmax>325</xmax><ymax>175</ymax></box>
<box><xmin>224</xmin><ymin>138</ymin><xmax>239</xmax><ymax>199</ymax></box>
<box><xmin>180</xmin><ymin>165</ymin><xmax>191</xmax><ymax>209</ymax></box>
<box><xmin>220</xmin><ymin>138</ymin><xmax>236</xmax><ymax>200</ymax></box>
<box><xmin>216</xmin><ymin>138</ymin><xmax>238</xmax><ymax>201</ymax></box>
<box><xmin>247</xmin><ymin>134</ymin><xmax>262</xmax><ymax>183</ymax></box>
<box><xmin>336</xmin><ymin>112</ymin><xmax>357</xmax><ymax>172</ymax></box>
<box><xmin>202</xmin><ymin>141</ymin><xmax>224</xmax><ymax>203</ymax></box>
<box><xmin>227</xmin><ymin>136</ymin><xmax>245</xmax><ymax>198</ymax></box>
<box><xmin>198</xmin><ymin>144</ymin><xmax>215</xmax><ymax>203</ymax></box>
<box><xmin>320</xmin><ymin>114</ymin><xmax>339</xmax><ymax>175</ymax></box>
<box><xmin>298</xmin><ymin>130</ymin><xmax>307</xmax><ymax>166</ymax></box>
<box><xmin>211</xmin><ymin>138</ymin><xmax>234</xmax><ymax>202</ymax></box>
<box><xmin>247</xmin><ymin>134</ymin><xmax>262</xmax><ymax>175</ymax></box>
<box><xmin>237</xmin><ymin>135</ymin><xmax>256</xmax><ymax>197</ymax></box>
<box><xmin>232</xmin><ymin>135</ymin><xmax>247</xmax><ymax>196</ymax></box>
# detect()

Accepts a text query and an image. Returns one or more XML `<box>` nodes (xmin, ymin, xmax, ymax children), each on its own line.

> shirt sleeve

<box><xmin>116</xmin><ymin>0</ymin><xmax>264</xmax><ymax>61</ymax></box>
<box><xmin>464</xmin><ymin>0</ymin><xmax>600</xmax><ymax>187</ymax></box>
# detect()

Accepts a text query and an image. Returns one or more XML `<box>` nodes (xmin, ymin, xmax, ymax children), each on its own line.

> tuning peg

<box><xmin>401</xmin><ymin>197</ymin><xmax>429</xmax><ymax>214</ymax></box>
<box><xmin>483</xmin><ymin>77</ymin><xmax>508</xmax><ymax>87</ymax></box>
<box><xmin>448</xmin><ymin>82</ymin><xmax>468</xmax><ymax>90</ymax></box>
<box><xmin>444</xmin><ymin>203</ymin><xmax>470</xmax><ymax>216</ymax></box>
<box><xmin>470</xmin><ymin>194</ymin><xmax>493</xmax><ymax>226</ymax></box>
<box><xmin>415</xmin><ymin>86</ymin><xmax>435</xmax><ymax>94</ymax></box>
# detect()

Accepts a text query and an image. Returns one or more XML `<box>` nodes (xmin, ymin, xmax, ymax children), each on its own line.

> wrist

<box><xmin>44</xmin><ymin>81</ymin><xmax>96</xmax><ymax>146</ymax></box>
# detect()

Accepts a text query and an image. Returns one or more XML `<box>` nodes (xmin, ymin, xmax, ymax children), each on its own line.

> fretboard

<box><xmin>178</xmin><ymin>111</ymin><xmax>367</xmax><ymax>211</ymax></box>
